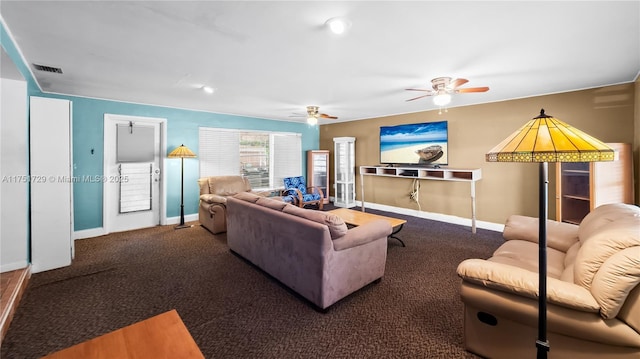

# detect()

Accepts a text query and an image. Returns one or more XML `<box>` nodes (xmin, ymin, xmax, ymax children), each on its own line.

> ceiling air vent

<box><xmin>32</xmin><ymin>63</ymin><xmax>63</xmax><ymax>74</ymax></box>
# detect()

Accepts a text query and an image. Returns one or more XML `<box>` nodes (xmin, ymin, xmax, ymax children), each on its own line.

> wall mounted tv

<box><xmin>380</xmin><ymin>120</ymin><xmax>448</xmax><ymax>166</ymax></box>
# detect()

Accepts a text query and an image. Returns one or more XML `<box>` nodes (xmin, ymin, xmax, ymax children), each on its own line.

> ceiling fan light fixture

<box><xmin>433</xmin><ymin>93</ymin><xmax>451</xmax><ymax>106</ymax></box>
<box><xmin>307</xmin><ymin>116</ymin><xmax>318</xmax><ymax>125</ymax></box>
<box><xmin>201</xmin><ymin>85</ymin><xmax>215</xmax><ymax>94</ymax></box>
<box><xmin>325</xmin><ymin>17</ymin><xmax>351</xmax><ymax>35</ymax></box>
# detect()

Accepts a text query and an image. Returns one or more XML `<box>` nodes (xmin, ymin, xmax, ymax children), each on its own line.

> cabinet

<box><xmin>30</xmin><ymin>96</ymin><xmax>74</xmax><ymax>273</ymax></box>
<box><xmin>556</xmin><ymin>143</ymin><xmax>633</xmax><ymax>224</ymax></box>
<box><xmin>307</xmin><ymin>150</ymin><xmax>330</xmax><ymax>204</ymax></box>
<box><xmin>333</xmin><ymin>137</ymin><xmax>356</xmax><ymax>208</ymax></box>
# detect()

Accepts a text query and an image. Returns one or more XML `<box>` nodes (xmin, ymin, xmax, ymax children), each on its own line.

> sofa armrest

<box><xmin>457</xmin><ymin>258</ymin><xmax>599</xmax><ymax>312</ymax></box>
<box><xmin>503</xmin><ymin>215</ymin><xmax>579</xmax><ymax>252</ymax></box>
<box><xmin>332</xmin><ymin>220</ymin><xmax>392</xmax><ymax>251</ymax></box>
<box><xmin>200</xmin><ymin>194</ymin><xmax>227</xmax><ymax>204</ymax></box>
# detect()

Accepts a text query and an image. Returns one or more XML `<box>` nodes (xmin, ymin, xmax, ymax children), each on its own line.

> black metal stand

<box><xmin>537</xmin><ymin>162</ymin><xmax>550</xmax><ymax>358</ymax></box>
<box><xmin>389</xmin><ymin>224</ymin><xmax>406</xmax><ymax>247</ymax></box>
<box><xmin>175</xmin><ymin>156</ymin><xmax>192</xmax><ymax>229</ymax></box>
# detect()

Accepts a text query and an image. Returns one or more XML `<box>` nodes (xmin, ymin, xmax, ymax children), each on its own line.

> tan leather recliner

<box><xmin>198</xmin><ymin>175</ymin><xmax>265</xmax><ymax>234</ymax></box>
<box><xmin>457</xmin><ymin>203</ymin><xmax>640</xmax><ymax>359</ymax></box>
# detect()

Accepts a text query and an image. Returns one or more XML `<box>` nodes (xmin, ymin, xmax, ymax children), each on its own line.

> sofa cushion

<box><xmin>282</xmin><ymin>205</ymin><xmax>348</xmax><ymax>239</ymax></box>
<box><xmin>234</xmin><ymin>191</ymin><xmax>261</xmax><ymax>203</ymax></box>
<box><xmin>577</xmin><ymin>203</ymin><xmax>639</xmax><ymax>245</ymax></box>
<box><xmin>489</xmin><ymin>239</ymin><xmax>566</xmax><ymax>279</ymax></box>
<box><xmin>574</xmin><ymin>219</ymin><xmax>640</xmax><ymax>319</ymax></box>
<box><xmin>256</xmin><ymin>197</ymin><xmax>289</xmax><ymax>211</ymax></box>
<box><xmin>503</xmin><ymin>214</ymin><xmax>579</xmax><ymax>252</ymax></box>
<box><xmin>208</xmin><ymin>176</ymin><xmax>250</xmax><ymax>196</ymax></box>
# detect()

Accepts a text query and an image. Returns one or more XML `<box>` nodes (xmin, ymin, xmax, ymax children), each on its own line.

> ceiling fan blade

<box><xmin>319</xmin><ymin>113</ymin><xmax>338</xmax><ymax>119</ymax></box>
<box><xmin>405</xmin><ymin>93</ymin><xmax>434</xmax><ymax>102</ymax></box>
<box><xmin>405</xmin><ymin>88</ymin><xmax>433</xmax><ymax>92</ymax></box>
<box><xmin>449</xmin><ymin>78</ymin><xmax>469</xmax><ymax>89</ymax></box>
<box><xmin>456</xmin><ymin>86</ymin><xmax>489</xmax><ymax>93</ymax></box>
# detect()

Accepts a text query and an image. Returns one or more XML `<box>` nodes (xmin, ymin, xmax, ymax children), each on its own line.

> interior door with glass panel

<box><xmin>104</xmin><ymin>114</ymin><xmax>163</xmax><ymax>233</ymax></box>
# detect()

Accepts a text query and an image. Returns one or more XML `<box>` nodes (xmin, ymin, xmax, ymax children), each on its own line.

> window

<box><xmin>199</xmin><ymin>127</ymin><xmax>301</xmax><ymax>190</ymax></box>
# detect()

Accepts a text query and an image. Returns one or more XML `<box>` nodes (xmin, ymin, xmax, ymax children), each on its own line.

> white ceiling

<box><xmin>1</xmin><ymin>1</ymin><xmax>638</xmax><ymax>124</ymax></box>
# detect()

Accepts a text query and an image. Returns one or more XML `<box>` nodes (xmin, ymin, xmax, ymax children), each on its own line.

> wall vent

<box><xmin>32</xmin><ymin>63</ymin><xmax>63</xmax><ymax>74</ymax></box>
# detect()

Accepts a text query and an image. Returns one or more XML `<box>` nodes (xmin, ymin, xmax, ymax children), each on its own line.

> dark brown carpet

<box><xmin>1</xmin><ymin>206</ymin><xmax>503</xmax><ymax>358</ymax></box>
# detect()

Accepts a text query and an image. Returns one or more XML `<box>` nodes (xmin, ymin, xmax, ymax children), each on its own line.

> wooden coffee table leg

<box><xmin>389</xmin><ymin>224</ymin><xmax>405</xmax><ymax>247</ymax></box>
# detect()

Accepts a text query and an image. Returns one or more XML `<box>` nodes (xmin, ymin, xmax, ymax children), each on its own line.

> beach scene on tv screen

<box><xmin>380</xmin><ymin>121</ymin><xmax>448</xmax><ymax>165</ymax></box>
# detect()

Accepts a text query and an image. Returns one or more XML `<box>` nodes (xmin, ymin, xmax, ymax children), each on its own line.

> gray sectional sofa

<box><xmin>226</xmin><ymin>192</ymin><xmax>392</xmax><ymax>310</ymax></box>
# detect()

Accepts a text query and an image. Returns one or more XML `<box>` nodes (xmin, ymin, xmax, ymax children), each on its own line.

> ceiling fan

<box><xmin>290</xmin><ymin>106</ymin><xmax>338</xmax><ymax>125</ymax></box>
<box><xmin>405</xmin><ymin>77</ymin><xmax>489</xmax><ymax>112</ymax></box>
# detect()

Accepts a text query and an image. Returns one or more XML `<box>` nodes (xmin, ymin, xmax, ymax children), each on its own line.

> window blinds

<box><xmin>272</xmin><ymin>133</ymin><xmax>301</xmax><ymax>186</ymax></box>
<box><xmin>199</xmin><ymin>127</ymin><xmax>301</xmax><ymax>189</ymax></box>
<box><xmin>199</xmin><ymin>128</ymin><xmax>240</xmax><ymax>177</ymax></box>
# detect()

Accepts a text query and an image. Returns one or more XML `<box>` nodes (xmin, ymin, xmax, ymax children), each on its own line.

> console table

<box><xmin>359</xmin><ymin>166</ymin><xmax>482</xmax><ymax>233</ymax></box>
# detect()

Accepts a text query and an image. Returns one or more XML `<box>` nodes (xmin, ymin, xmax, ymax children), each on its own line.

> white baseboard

<box><xmin>0</xmin><ymin>260</ymin><xmax>29</xmax><ymax>273</ymax></box>
<box><xmin>352</xmin><ymin>200</ymin><xmax>504</xmax><ymax>233</ymax></box>
<box><xmin>166</xmin><ymin>214</ymin><xmax>199</xmax><ymax>225</ymax></box>
<box><xmin>73</xmin><ymin>227</ymin><xmax>107</xmax><ymax>240</ymax></box>
<box><xmin>72</xmin><ymin>214</ymin><xmax>200</xmax><ymax>240</ymax></box>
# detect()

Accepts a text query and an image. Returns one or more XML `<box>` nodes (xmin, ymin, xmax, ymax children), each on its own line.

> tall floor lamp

<box><xmin>168</xmin><ymin>144</ymin><xmax>197</xmax><ymax>229</ymax></box>
<box><xmin>486</xmin><ymin>109</ymin><xmax>614</xmax><ymax>359</ymax></box>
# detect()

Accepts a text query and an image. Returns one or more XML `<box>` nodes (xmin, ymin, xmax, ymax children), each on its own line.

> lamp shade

<box><xmin>486</xmin><ymin>109</ymin><xmax>615</xmax><ymax>163</ymax></box>
<box><xmin>168</xmin><ymin>144</ymin><xmax>197</xmax><ymax>158</ymax></box>
<box><xmin>433</xmin><ymin>93</ymin><xmax>452</xmax><ymax>107</ymax></box>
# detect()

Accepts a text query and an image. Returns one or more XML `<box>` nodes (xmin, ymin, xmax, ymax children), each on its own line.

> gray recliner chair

<box><xmin>198</xmin><ymin>175</ymin><xmax>266</xmax><ymax>234</ymax></box>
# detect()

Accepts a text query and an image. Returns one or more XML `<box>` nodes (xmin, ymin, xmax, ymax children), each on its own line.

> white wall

<box><xmin>0</xmin><ymin>77</ymin><xmax>29</xmax><ymax>272</ymax></box>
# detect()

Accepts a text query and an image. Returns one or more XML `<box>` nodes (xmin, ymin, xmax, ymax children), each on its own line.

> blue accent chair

<box><xmin>281</xmin><ymin>176</ymin><xmax>324</xmax><ymax>210</ymax></box>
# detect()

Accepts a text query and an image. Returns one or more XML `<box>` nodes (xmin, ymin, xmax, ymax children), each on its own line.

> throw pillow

<box><xmin>282</xmin><ymin>205</ymin><xmax>348</xmax><ymax>239</ymax></box>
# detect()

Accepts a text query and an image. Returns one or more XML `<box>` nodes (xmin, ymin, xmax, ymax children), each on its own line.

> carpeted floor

<box><xmin>0</xmin><ymin>206</ymin><xmax>503</xmax><ymax>358</ymax></box>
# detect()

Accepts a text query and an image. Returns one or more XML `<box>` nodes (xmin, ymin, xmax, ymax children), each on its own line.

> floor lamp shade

<box><xmin>168</xmin><ymin>144</ymin><xmax>197</xmax><ymax>229</ymax></box>
<box><xmin>486</xmin><ymin>109</ymin><xmax>616</xmax><ymax>163</ymax></box>
<box><xmin>485</xmin><ymin>109</ymin><xmax>614</xmax><ymax>358</ymax></box>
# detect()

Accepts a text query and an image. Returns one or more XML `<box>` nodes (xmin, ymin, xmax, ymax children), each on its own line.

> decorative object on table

<box><xmin>485</xmin><ymin>108</ymin><xmax>615</xmax><ymax>358</ymax></box>
<box><xmin>168</xmin><ymin>144</ymin><xmax>197</xmax><ymax>229</ymax></box>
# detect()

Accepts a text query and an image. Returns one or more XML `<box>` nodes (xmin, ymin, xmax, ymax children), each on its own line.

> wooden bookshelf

<box><xmin>555</xmin><ymin>143</ymin><xmax>633</xmax><ymax>224</ymax></box>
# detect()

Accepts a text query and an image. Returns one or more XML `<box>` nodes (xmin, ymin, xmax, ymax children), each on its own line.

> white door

<box><xmin>30</xmin><ymin>96</ymin><xmax>73</xmax><ymax>273</ymax></box>
<box><xmin>104</xmin><ymin>114</ymin><xmax>165</xmax><ymax>233</ymax></box>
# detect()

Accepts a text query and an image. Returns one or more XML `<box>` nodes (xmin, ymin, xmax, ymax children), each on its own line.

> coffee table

<box><xmin>42</xmin><ymin>309</ymin><xmax>204</xmax><ymax>359</ymax></box>
<box><xmin>329</xmin><ymin>208</ymin><xmax>408</xmax><ymax>247</ymax></box>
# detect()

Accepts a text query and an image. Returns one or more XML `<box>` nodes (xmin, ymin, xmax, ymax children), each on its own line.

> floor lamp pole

<box><xmin>537</xmin><ymin>162</ymin><xmax>550</xmax><ymax>358</ymax></box>
<box><xmin>175</xmin><ymin>156</ymin><xmax>191</xmax><ymax>229</ymax></box>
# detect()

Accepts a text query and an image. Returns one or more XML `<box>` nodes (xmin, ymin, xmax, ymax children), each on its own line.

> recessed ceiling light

<box><xmin>202</xmin><ymin>86</ymin><xmax>215</xmax><ymax>94</ymax></box>
<box><xmin>325</xmin><ymin>17</ymin><xmax>351</xmax><ymax>35</ymax></box>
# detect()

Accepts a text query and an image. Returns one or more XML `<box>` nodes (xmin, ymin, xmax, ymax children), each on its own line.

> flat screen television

<box><xmin>379</xmin><ymin>120</ymin><xmax>448</xmax><ymax>166</ymax></box>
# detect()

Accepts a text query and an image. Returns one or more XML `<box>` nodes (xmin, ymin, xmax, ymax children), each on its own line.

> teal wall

<box><xmin>2</xmin><ymin>21</ymin><xmax>319</xmax><ymax>232</ymax></box>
